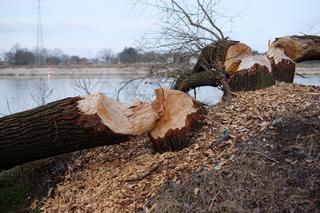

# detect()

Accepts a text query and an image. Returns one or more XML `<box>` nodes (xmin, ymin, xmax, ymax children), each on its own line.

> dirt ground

<box><xmin>0</xmin><ymin>82</ymin><xmax>319</xmax><ymax>212</ymax></box>
<box><xmin>149</xmin><ymin>106</ymin><xmax>320</xmax><ymax>212</ymax></box>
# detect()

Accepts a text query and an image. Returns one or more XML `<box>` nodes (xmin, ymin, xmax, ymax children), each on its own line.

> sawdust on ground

<box><xmin>39</xmin><ymin>82</ymin><xmax>320</xmax><ymax>212</ymax></box>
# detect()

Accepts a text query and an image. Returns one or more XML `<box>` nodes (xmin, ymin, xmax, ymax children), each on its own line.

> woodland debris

<box><xmin>40</xmin><ymin>83</ymin><xmax>320</xmax><ymax>212</ymax></box>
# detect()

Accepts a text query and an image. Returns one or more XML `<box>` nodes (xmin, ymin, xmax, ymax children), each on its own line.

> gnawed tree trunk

<box><xmin>0</xmin><ymin>94</ymin><xmax>159</xmax><ymax>170</ymax></box>
<box><xmin>267</xmin><ymin>47</ymin><xmax>296</xmax><ymax>83</ymax></box>
<box><xmin>228</xmin><ymin>55</ymin><xmax>274</xmax><ymax>91</ymax></box>
<box><xmin>150</xmin><ymin>88</ymin><xmax>205</xmax><ymax>152</ymax></box>
<box><xmin>192</xmin><ymin>39</ymin><xmax>239</xmax><ymax>73</ymax></box>
<box><xmin>174</xmin><ymin>35</ymin><xmax>320</xmax><ymax>94</ymax></box>
<box><xmin>224</xmin><ymin>43</ymin><xmax>253</xmax><ymax>73</ymax></box>
<box><xmin>0</xmin><ymin>90</ymin><xmax>204</xmax><ymax>170</ymax></box>
<box><xmin>270</xmin><ymin>35</ymin><xmax>320</xmax><ymax>62</ymax></box>
<box><xmin>174</xmin><ymin>40</ymin><xmax>274</xmax><ymax>92</ymax></box>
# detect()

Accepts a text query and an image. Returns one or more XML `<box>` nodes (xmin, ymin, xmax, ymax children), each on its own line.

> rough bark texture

<box><xmin>173</xmin><ymin>71</ymin><xmax>221</xmax><ymax>92</ymax></box>
<box><xmin>271</xmin><ymin>35</ymin><xmax>320</xmax><ymax>62</ymax></box>
<box><xmin>174</xmin><ymin>40</ymin><xmax>239</xmax><ymax>92</ymax></box>
<box><xmin>0</xmin><ymin>97</ymin><xmax>129</xmax><ymax>171</ymax></box>
<box><xmin>269</xmin><ymin>58</ymin><xmax>296</xmax><ymax>83</ymax></box>
<box><xmin>228</xmin><ymin>64</ymin><xmax>274</xmax><ymax>92</ymax></box>
<box><xmin>192</xmin><ymin>39</ymin><xmax>238</xmax><ymax>73</ymax></box>
<box><xmin>0</xmin><ymin>89</ymin><xmax>205</xmax><ymax>169</ymax></box>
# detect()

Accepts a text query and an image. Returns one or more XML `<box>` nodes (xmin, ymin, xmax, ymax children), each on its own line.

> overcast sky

<box><xmin>0</xmin><ymin>0</ymin><xmax>319</xmax><ymax>57</ymax></box>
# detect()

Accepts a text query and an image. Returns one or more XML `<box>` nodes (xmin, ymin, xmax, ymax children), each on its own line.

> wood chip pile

<box><xmin>40</xmin><ymin>82</ymin><xmax>320</xmax><ymax>212</ymax></box>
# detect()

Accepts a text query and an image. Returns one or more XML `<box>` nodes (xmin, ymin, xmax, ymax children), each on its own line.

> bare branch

<box><xmin>196</xmin><ymin>0</ymin><xmax>224</xmax><ymax>39</ymax></box>
<box><xmin>171</xmin><ymin>0</ymin><xmax>222</xmax><ymax>40</ymax></box>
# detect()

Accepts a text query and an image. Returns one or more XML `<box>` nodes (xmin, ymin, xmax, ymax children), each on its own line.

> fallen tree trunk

<box><xmin>0</xmin><ymin>89</ymin><xmax>204</xmax><ymax>170</ymax></box>
<box><xmin>173</xmin><ymin>71</ymin><xmax>221</xmax><ymax>92</ymax></box>
<box><xmin>174</xmin><ymin>35</ymin><xmax>320</xmax><ymax>93</ymax></box>
<box><xmin>0</xmin><ymin>94</ymin><xmax>159</xmax><ymax>170</ymax></box>
<box><xmin>270</xmin><ymin>35</ymin><xmax>320</xmax><ymax>62</ymax></box>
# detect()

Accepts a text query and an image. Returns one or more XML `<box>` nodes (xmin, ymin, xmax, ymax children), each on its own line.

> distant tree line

<box><xmin>0</xmin><ymin>44</ymin><xmax>184</xmax><ymax>66</ymax></box>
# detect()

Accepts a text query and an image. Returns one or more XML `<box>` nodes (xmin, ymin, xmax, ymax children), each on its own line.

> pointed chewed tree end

<box><xmin>267</xmin><ymin>47</ymin><xmax>296</xmax><ymax>83</ymax></box>
<box><xmin>149</xmin><ymin>88</ymin><xmax>206</xmax><ymax>152</ymax></box>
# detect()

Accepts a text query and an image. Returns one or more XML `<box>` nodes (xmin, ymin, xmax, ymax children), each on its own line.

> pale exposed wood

<box><xmin>237</xmin><ymin>55</ymin><xmax>272</xmax><ymax>72</ymax></box>
<box><xmin>267</xmin><ymin>47</ymin><xmax>293</xmax><ymax>64</ymax></box>
<box><xmin>271</xmin><ymin>35</ymin><xmax>320</xmax><ymax>62</ymax></box>
<box><xmin>150</xmin><ymin>88</ymin><xmax>205</xmax><ymax>152</ymax></box>
<box><xmin>78</xmin><ymin>93</ymin><xmax>159</xmax><ymax>135</ymax></box>
<box><xmin>0</xmin><ymin>89</ymin><xmax>204</xmax><ymax>170</ymax></box>
<box><xmin>224</xmin><ymin>43</ymin><xmax>252</xmax><ymax>73</ymax></box>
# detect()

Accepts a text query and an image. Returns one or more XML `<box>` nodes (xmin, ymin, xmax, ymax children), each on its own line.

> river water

<box><xmin>0</xmin><ymin>74</ymin><xmax>319</xmax><ymax>115</ymax></box>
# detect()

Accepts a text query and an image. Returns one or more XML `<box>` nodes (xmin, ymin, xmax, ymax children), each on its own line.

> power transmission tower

<box><xmin>36</xmin><ymin>0</ymin><xmax>44</xmax><ymax>66</ymax></box>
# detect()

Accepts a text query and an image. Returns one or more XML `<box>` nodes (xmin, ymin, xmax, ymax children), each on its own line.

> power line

<box><xmin>36</xmin><ymin>0</ymin><xmax>44</xmax><ymax>65</ymax></box>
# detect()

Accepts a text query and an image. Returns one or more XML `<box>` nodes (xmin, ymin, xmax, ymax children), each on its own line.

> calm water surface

<box><xmin>0</xmin><ymin>74</ymin><xmax>319</xmax><ymax>115</ymax></box>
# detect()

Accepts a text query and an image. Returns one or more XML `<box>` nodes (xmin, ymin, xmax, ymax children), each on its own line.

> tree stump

<box><xmin>267</xmin><ymin>47</ymin><xmax>296</xmax><ymax>83</ymax></box>
<box><xmin>149</xmin><ymin>88</ymin><xmax>205</xmax><ymax>152</ymax></box>
<box><xmin>228</xmin><ymin>55</ymin><xmax>274</xmax><ymax>91</ymax></box>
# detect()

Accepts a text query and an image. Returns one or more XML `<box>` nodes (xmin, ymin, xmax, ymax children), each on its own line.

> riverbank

<box><xmin>1</xmin><ymin>82</ymin><xmax>318</xmax><ymax>212</ymax></box>
<box><xmin>0</xmin><ymin>64</ymin><xmax>154</xmax><ymax>76</ymax></box>
<box><xmin>0</xmin><ymin>63</ymin><xmax>319</xmax><ymax>77</ymax></box>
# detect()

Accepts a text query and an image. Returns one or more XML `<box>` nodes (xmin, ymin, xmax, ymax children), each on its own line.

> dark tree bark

<box><xmin>174</xmin><ymin>71</ymin><xmax>220</xmax><ymax>92</ymax></box>
<box><xmin>268</xmin><ymin>53</ymin><xmax>296</xmax><ymax>83</ymax></box>
<box><xmin>228</xmin><ymin>64</ymin><xmax>274</xmax><ymax>92</ymax></box>
<box><xmin>0</xmin><ymin>97</ymin><xmax>129</xmax><ymax>171</ymax></box>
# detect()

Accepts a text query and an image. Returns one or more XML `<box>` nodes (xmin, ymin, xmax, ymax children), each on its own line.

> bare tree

<box><xmin>71</xmin><ymin>77</ymin><xmax>101</xmax><ymax>95</ymax></box>
<box><xmin>125</xmin><ymin>1</ymin><xmax>319</xmax><ymax>102</ymax></box>
<box><xmin>31</xmin><ymin>78</ymin><xmax>54</xmax><ymax>106</ymax></box>
<box><xmin>131</xmin><ymin>0</ymin><xmax>236</xmax><ymax>100</ymax></box>
<box><xmin>98</xmin><ymin>48</ymin><xmax>112</xmax><ymax>64</ymax></box>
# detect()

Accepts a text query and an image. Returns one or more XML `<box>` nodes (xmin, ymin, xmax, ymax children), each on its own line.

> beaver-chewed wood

<box><xmin>270</xmin><ymin>35</ymin><xmax>320</xmax><ymax>62</ymax></box>
<box><xmin>227</xmin><ymin>55</ymin><xmax>274</xmax><ymax>91</ymax></box>
<box><xmin>149</xmin><ymin>88</ymin><xmax>205</xmax><ymax>152</ymax></box>
<box><xmin>267</xmin><ymin>47</ymin><xmax>296</xmax><ymax>83</ymax></box>
<box><xmin>174</xmin><ymin>35</ymin><xmax>320</xmax><ymax>94</ymax></box>
<box><xmin>0</xmin><ymin>94</ymin><xmax>159</xmax><ymax>171</ymax></box>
